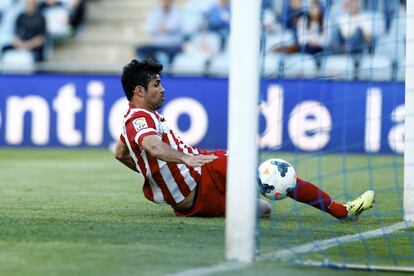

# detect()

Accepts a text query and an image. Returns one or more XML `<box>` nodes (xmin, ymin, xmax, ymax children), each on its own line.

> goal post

<box><xmin>404</xmin><ymin>0</ymin><xmax>414</xmax><ymax>222</ymax></box>
<box><xmin>225</xmin><ymin>0</ymin><xmax>261</xmax><ymax>262</ymax></box>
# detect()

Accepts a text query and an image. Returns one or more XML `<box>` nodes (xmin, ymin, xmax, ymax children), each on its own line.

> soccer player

<box><xmin>115</xmin><ymin>59</ymin><xmax>375</xmax><ymax>220</ymax></box>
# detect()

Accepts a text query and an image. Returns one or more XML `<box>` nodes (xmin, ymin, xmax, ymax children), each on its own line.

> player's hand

<box><xmin>183</xmin><ymin>154</ymin><xmax>218</xmax><ymax>168</ymax></box>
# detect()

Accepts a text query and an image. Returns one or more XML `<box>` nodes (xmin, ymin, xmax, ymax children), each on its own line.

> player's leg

<box><xmin>287</xmin><ymin>178</ymin><xmax>374</xmax><ymax>220</ymax></box>
<box><xmin>287</xmin><ymin>178</ymin><xmax>348</xmax><ymax>219</ymax></box>
<box><xmin>259</xmin><ymin>199</ymin><xmax>271</xmax><ymax>218</ymax></box>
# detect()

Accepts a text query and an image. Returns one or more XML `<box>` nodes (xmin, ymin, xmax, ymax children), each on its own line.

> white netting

<box><xmin>257</xmin><ymin>0</ymin><xmax>414</xmax><ymax>271</ymax></box>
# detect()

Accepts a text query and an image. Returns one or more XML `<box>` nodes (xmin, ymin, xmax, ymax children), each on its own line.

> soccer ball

<box><xmin>257</xmin><ymin>158</ymin><xmax>297</xmax><ymax>200</ymax></box>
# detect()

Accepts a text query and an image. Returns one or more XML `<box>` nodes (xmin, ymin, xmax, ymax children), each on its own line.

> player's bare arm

<box><xmin>141</xmin><ymin>135</ymin><xmax>217</xmax><ymax>167</ymax></box>
<box><xmin>115</xmin><ymin>140</ymin><xmax>139</xmax><ymax>172</ymax></box>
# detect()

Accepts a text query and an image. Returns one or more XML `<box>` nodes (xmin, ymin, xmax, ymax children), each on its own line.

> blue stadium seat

<box><xmin>206</xmin><ymin>51</ymin><xmax>229</xmax><ymax>77</ymax></box>
<box><xmin>207</xmin><ymin>52</ymin><xmax>283</xmax><ymax>78</ymax></box>
<box><xmin>263</xmin><ymin>53</ymin><xmax>283</xmax><ymax>77</ymax></box>
<box><xmin>170</xmin><ymin>51</ymin><xmax>208</xmax><ymax>76</ymax></box>
<box><xmin>374</xmin><ymin>36</ymin><xmax>405</xmax><ymax>62</ymax></box>
<box><xmin>320</xmin><ymin>55</ymin><xmax>355</xmax><ymax>80</ymax></box>
<box><xmin>154</xmin><ymin>52</ymin><xmax>170</xmax><ymax>73</ymax></box>
<box><xmin>374</xmin><ymin>36</ymin><xmax>405</xmax><ymax>64</ymax></box>
<box><xmin>396</xmin><ymin>60</ymin><xmax>405</xmax><ymax>81</ymax></box>
<box><xmin>368</xmin><ymin>11</ymin><xmax>386</xmax><ymax>39</ymax></box>
<box><xmin>180</xmin><ymin>11</ymin><xmax>204</xmax><ymax>37</ymax></box>
<box><xmin>374</xmin><ymin>12</ymin><xmax>405</xmax><ymax>64</ymax></box>
<box><xmin>357</xmin><ymin>55</ymin><xmax>393</xmax><ymax>81</ymax></box>
<box><xmin>43</xmin><ymin>6</ymin><xmax>71</xmax><ymax>39</ymax></box>
<box><xmin>387</xmin><ymin>8</ymin><xmax>406</xmax><ymax>36</ymax></box>
<box><xmin>283</xmin><ymin>53</ymin><xmax>318</xmax><ymax>79</ymax></box>
<box><xmin>1</xmin><ymin>49</ymin><xmax>35</xmax><ymax>73</ymax></box>
<box><xmin>185</xmin><ymin>32</ymin><xmax>221</xmax><ymax>57</ymax></box>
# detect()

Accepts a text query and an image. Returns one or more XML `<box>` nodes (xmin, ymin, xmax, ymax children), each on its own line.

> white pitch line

<box><xmin>168</xmin><ymin>221</ymin><xmax>414</xmax><ymax>276</ymax></box>
<box><xmin>259</xmin><ymin>221</ymin><xmax>414</xmax><ymax>261</ymax></box>
<box><xmin>165</xmin><ymin>261</ymin><xmax>248</xmax><ymax>276</ymax></box>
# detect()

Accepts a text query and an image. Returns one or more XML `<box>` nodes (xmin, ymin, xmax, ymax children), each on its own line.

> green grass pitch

<box><xmin>0</xmin><ymin>149</ymin><xmax>412</xmax><ymax>276</ymax></box>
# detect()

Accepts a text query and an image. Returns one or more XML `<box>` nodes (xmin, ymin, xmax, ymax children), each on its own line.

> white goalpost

<box><xmin>404</xmin><ymin>0</ymin><xmax>414</xmax><ymax>222</ymax></box>
<box><xmin>225</xmin><ymin>0</ymin><xmax>261</xmax><ymax>263</ymax></box>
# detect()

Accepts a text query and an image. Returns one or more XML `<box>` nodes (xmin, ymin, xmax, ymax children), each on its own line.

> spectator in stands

<box><xmin>136</xmin><ymin>0</ymin><xmax>183</xmax><ymax>66</ymax></box>
<box><xmin>39</xmin><ymin>0</ymin><xmax>71</xmax><ymax>38</ymax></box>
<box><xmin>330</xmin><ymin>0</ymin><xmax>372</xmax><ymax>54</ymax></box>
<box><xmin>362</xmin><ymin>0</ymin><xmax>400</xmax><ymax>31</ymax></box>
<box><xmin>1</xmin><ymin>0</ymin><xmax>47</xmax><ymax>61</ymax></box>
<box><xmin>39</xmin><ymin>0</ymin><xmax>63</xmax><ymax>10</ymax></box>
<box><xmin>65</xmin><ymin>0</ymin><xmax>85</xmax><ymax>32</ymax></box>
<box><xmin>279</xmin><ymin>0</ymin><xmax>304</xmax><ymax>33</ymax></box>
<box><xmin>262</xmin><ymin>0</ymin><xmax>282</xmax><ymax>34</ymax></box>
<box><xmin>204</xmin><ymin>0</ymin><xmax>230</xmax><ymax>49</ymax></box>
<box><xmin>297</xmin><ymin>0</ymin><xmax>325</xmax><ymax>55</ymax></box>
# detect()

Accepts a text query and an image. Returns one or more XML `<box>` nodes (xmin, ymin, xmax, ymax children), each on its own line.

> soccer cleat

<box><xmin>344</xmin><ymin>190</ymin><xmax>375</xmax><ymax>221</ymax></box>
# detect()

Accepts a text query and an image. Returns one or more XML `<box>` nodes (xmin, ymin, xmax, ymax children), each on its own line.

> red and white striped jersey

<box><xmin>121</xmin><ymin>103</ymin><xmax>204</xmax><ymax>205</ymax></box>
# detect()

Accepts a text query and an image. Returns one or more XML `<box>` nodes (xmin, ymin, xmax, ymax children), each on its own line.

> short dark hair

<box><xmin>120</xmin><ymin>59</ymin><xmax>163</xmax><ymax>101</ymax></box>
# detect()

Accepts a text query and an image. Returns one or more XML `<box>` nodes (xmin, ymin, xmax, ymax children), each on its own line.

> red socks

<box><xmin>287</xmin><ymin>178</ymin><xmax>348</xmax><ymax>219</ymax></box>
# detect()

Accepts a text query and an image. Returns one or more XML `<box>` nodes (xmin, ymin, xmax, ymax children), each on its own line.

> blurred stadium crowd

<box><xmin>0</xmin><ymin>0</ymin><xmax>406</xmax><ymax>81</ymax></box>
<box><xmin>150</xmin><ymin>0</ymin><xmax>406</xmax><ymax>80</ymax></box>
<box><xmin>0</xmin><ymin>0</ymin><xmax>84</xmax><ymax>72</ymax></box>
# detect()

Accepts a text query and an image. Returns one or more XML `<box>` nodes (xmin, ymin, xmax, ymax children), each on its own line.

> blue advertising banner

<box><xmin>0</xmin><ymin>74</ymin><xmax>405</xmax><ymax>153</ymax></box>
<box><xmin>258</xmin><ymin>80</ymin><xmax>404</xmax><ymax>154</ymax></box>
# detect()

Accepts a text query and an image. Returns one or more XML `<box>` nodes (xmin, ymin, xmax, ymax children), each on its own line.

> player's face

<box><xmin>143</xmin><ymin>75</ymin><xmax>165</xmax><ymax>111</ymax></box>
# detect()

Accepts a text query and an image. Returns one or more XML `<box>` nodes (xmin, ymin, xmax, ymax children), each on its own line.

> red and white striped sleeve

<box><xmin>125</xmin><ymin>111</ymin><xmax>158</xmax><ymax>147</ymax></box>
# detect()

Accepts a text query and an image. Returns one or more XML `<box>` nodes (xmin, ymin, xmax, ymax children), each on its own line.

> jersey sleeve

<box><xmin>124</xmin><ymin>112</ymin><xmax>158</xmax><ymax>147</ymax></box>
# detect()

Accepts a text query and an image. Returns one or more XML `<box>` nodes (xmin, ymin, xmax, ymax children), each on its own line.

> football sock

<box><xmin>287</xmin><ymin>178</ymin><xmax>348</xmax><ymax>219</ymax></box>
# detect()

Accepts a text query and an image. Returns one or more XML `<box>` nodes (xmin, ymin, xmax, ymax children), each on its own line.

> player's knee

<box><xmin>258</xmin><ymin>199</ymin><xmax>271</xmax><ymax>218</ymax></box>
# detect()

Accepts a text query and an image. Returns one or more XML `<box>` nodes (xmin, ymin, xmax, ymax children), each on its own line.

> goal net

<box><xmin>227</xmin><ymin>0</ymin><xmax>414</xmax><ymax>272</ymax></box>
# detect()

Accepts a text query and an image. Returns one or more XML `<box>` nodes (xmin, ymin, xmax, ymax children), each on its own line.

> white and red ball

<box><xmin>258</xmin><ymin>158</ymin><xmax>297</xmax><ymax>200</ymax></box>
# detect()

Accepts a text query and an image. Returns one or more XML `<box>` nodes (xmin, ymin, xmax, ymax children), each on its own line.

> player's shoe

<box><xmin>344</xmin><ymin>190</ymin><xmax>375</xmax><ymax>221</ymax></box>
